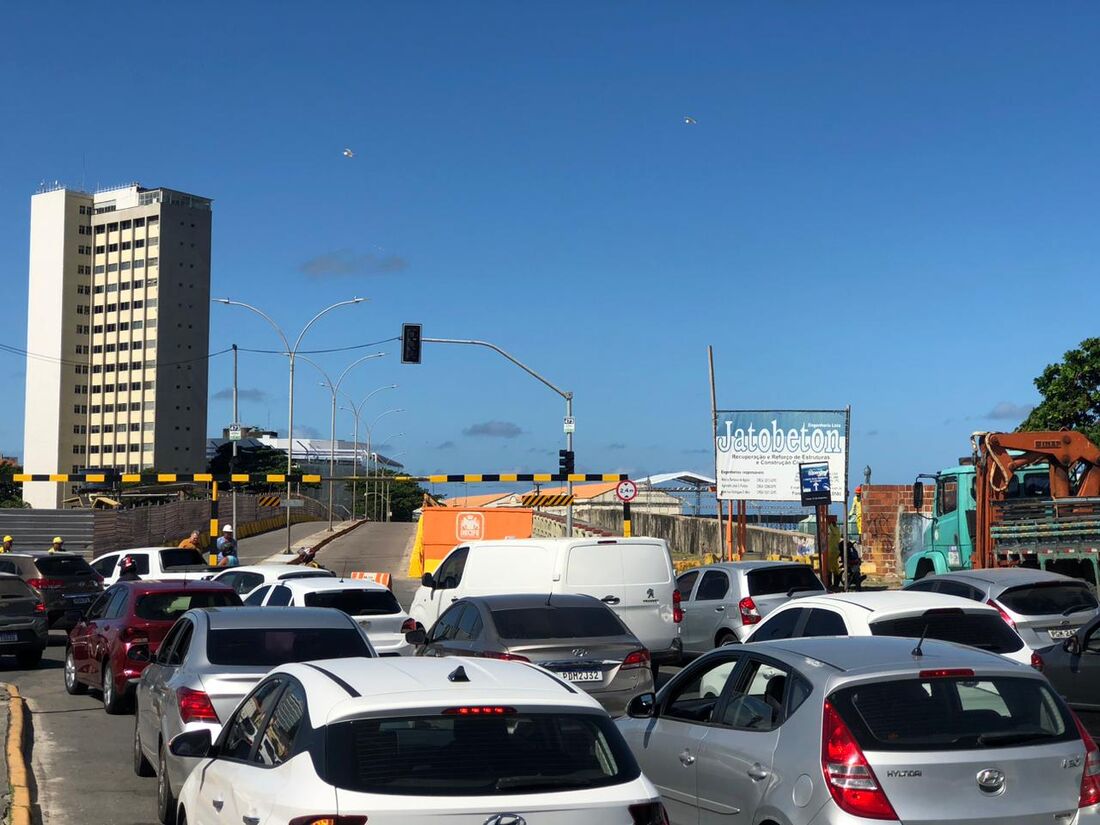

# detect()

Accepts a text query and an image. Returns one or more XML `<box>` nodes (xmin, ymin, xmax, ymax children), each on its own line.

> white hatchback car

<box><xmin>243</xmin><ymin>577</ymin><xmax>416</xmax><ymax>656</ymax></box>
<box><xmin>168</xmin><ymin>656</ymin><xmax>666</xmax><ymax>825</ymax></box>
<box><xmin>744</xmin><ymin>590</ymin><xmax>1040</xmax><ymax>668</ymax></box>
<box><xmin>209</xmin><ymin>563</ymin><xmax>335</xmax><ymax>595</ymax></box>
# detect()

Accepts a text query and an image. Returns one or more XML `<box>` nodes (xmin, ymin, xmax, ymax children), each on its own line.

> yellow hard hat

<box><xmin>2</xmin><ymin>536</ymin><xmax>12</xmax><ymax>543</ymax></box>
<box><xmin>52</xmin><ymin>537</ymin><xmax>63</xmax><ymax>544</ymax></box>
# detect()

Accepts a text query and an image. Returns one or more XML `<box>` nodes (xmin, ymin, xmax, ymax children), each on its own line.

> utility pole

<box><xmin>232</xmin><ymin>344</ymin><xmax>238</xmax><ymax>536</ymax></box>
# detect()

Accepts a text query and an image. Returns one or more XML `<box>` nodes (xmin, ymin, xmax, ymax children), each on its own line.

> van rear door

<box><xmin>562</xmin><ymin>540</ymin><xmax>675</xmax><ymax>654</ymax></box>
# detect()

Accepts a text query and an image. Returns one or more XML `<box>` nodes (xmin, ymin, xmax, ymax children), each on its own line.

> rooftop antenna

<box><xmin>911</xmin><ymin>624</ymin><xmax>929</xmax><ymax>657</ymax></box>
<box><xmin>448</xmin><ymin>665</ymin><xmax>470</xmax><ymax>683</ymax></box>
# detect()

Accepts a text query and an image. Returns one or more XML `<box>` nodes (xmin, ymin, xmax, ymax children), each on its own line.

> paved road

<box><xmin>3</xmin><ymin>519</ymin><xmax>418</xmax><ymax>824</ymax></box>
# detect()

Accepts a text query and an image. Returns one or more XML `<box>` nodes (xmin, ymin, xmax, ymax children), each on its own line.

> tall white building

<box><xmin>23</xmin><ymin>184</ymin><xmax>212</xmax><ymax>509</ymax></box>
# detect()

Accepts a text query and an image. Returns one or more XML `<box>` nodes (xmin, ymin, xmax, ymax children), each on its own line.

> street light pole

<box><xmin>421</xmin><ymin>337</ymin><xmax>574</xmax><ymax>535</ymax></box>
<box><xmin>363</xmin><ymin>408</ymin><xmax>403</xmax><ymax>521</ymax></box>
<box><xmin>232</xmin><ymin>343</ymin><xmax>239</xmax><ymax>538</ymax></box>
<box><xmin>213</xmin><ymin>297</ymin><xmax>365</xmax><ymax>553</ymax></box>
<box><xmin>340</xmin><ymin>384</ymin><xmax>398</xmax><ymax>519</ymax></box>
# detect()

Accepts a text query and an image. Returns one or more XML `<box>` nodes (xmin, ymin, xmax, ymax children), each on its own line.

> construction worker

<box><xmin>178</xmin><ymin>530</ymin><xmax>202</xmax><ymax>550</ymax></box>
<box><xmin>216</xmin><ymin>524</ymin><xmax>239</xmax><ymax>567</ymax></box>
<box><xmin>117</xmin><ymin>555</ymin><xmax>141</xmax><ymax>582</ymax></box>
<box><xmin>49</xmin><ymin>537</ymin><xmax>64</xmax><ymax>553</ymax></box>
<box><xmin>0</xmin><ymin>536</ymin><xmax>12</xmax><ymax>553</ymax></box>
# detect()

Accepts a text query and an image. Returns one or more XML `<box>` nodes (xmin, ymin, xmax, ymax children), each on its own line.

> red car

<box><xmin>64</xmin><ymin>580</ymin><xmax>241</xmax><ymax>713</ymax></box>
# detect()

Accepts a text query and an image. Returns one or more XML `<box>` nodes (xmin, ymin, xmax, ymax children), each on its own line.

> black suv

<box><xmin>0</xmin><ymin>553</ymin><xmax>102</xmax><ymax>628</ymax></box>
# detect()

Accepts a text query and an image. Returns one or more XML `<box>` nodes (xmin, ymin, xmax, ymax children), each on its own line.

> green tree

<box><xmin>1019</xmin><ymin>337</ymin><xmax>1100</xmax><ymax>445</ymax></box>
<box><xmin>347</xmin><ymin>469</ymin><xmax>430</xmax><ymax>522</ymax></box>
<box><xmin>0</xmin><ymin>465</ymin><xmax>27</xmax><ymax>508</ymax></box>
<box><xmin>206</xmin><ymin>443</ymin><xmax>321</xmax><ymax>492</ymax></box>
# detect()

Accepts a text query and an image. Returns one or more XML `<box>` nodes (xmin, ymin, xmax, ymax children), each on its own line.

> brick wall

<box><xmin>859</xmin><ymin>484</ymin><xmax>933</xmax><ymax>581</ymax></box>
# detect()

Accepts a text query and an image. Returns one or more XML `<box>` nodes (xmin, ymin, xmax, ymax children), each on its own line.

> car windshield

<box><xmin>35</xmin><ymin>556</ymin><xmax>95</xmax><ymax>577</ymax></box>
<box><xmin>207</xmin><ymin>627</ymin><xmax>370</xmax><ymax>665</ymax></box>
<box><xmin>491</xmin><ymin>605</ymin><xmax>627</xmax><ymax>640</ymax></box>
<box><xmin>997</xmin><ymin>583</ymin><xmax>1099</xmax><ymax>616</ymax></box>
<box><xmin>870</xmin><ymin>612</ymin><xmax>1024</xmax><ymax>654</ymax></box>
<box><xmin>303</xmin><ymin>589</ymin><xmax>401</xmax><ymax>616</ymax></box>
<box><xmin>830</xmin><ymin>675</ymin><xmax>1075</xmax><ymax>751</ymax></box>
<box><xmin>134</xmin><ymin>591</ymin><xmax>240</xmax><ymax>621</ymax></box>
<box><xmin>747</xmin><ymin>566</ymin><xmax>824</xmax><ymax>596</ymax></box>
<box><xmin>325</xmin><ymin>712</ymin><xmax>639</xmax><ymax>795</ymax></box>
<box><xmin>158</xmin><ymin>549</ymin><xmax>206</xmax><ymax>569</ymax></box>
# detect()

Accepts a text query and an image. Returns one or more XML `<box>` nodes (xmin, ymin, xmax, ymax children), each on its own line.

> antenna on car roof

<box><xmin>448</xmin><ymin>665</ymin><xmax>470</xmax><ymax>683</ymax></box>
<box><xmin>912</xmin><ymin>624</ymin><xmax>929</xmax><ymax>657</ymax></box>
<box><xmin>545</xmin><ymin>592</ymin><xmax>553</xmax><ymax>607</ymax></box>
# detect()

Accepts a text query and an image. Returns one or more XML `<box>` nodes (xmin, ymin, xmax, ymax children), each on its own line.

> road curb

<box><xmin>262</xmin><ymin>518</ymin><xmax>367</xmax><ymax>564</ymax></box>
<box><xmin>3</xmin><ymin>683</ymin><xmax>33</xmax><ymax>825</ymax></box>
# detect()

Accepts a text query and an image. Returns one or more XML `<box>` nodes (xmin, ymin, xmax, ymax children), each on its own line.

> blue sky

<box><xmin>2</xmin><ymin>2</ymin><xmax>1098</xmax><ymax>493</ymax></box>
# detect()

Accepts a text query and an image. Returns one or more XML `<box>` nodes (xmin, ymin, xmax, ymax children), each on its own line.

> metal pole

<box><xmin>232</xmin><ymin>344</ymin><xmax>238</xmax><ymax>537</ymax></box>
<box><xmin>286</xmin><ymin>353</ymin><xmax>295</xmax><ymax>553</ymax></box>
<box><xmin>843</xmin><ymin>405</ymin><xmax>852</xmax><ymax>591</ymax></box>
<box><xmin>351</xmin><ymin>411</ymin><xmax>359</xmax><ymax>518</ymax></box>
<box><xmin>566</xmin><ymin>395</ymin><xmax>574</xmax><ymax>537</ymax></box>
<box><xmin>327</xmin><ymin>388</ymin><xmax>337</xmax><ymax>530</ymax></box>
<box><xmin>365</xmin><ymin>438</ymin><xmax>372</xmax><ymax>521</ymax></box>
<box><xmin>708</xmin><ymin>345</ymin><xmax>723</xmax><ymax>559</ymax></box>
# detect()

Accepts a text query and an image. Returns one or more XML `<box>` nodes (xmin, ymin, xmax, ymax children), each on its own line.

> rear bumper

<box><xmin>0</xmin><ymin>622</ymin><xmax>49</xmax><ymax>651</ymax></box>
<box><xmin>650</xmin><ymin>638</ymin><xmax>682</xmax><ymax>665</ymax></box>
<box><xmin>371</xmin><ymin>638</ymin><xmax>415</xmax><ymax>657</ymax></box>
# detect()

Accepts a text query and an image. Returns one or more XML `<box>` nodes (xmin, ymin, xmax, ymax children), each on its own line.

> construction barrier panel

<box><xmin>350</xmin><ymin>571</ymin><xmax>392</xmax><ymax>588</ymax></box>
<box><xmin>408</xmin><ymin>507</ymin><xmax>534</xmax><ymax>577</ymax></box>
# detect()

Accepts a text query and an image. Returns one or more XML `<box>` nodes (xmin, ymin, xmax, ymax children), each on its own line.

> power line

<box><xmin>0</xmin><ymin>342</ymin><xmax>233</xmax><ymax>369</ymax></box>
<box><xmin>237</xmin><ymin>336</ymin><xmax>400</xmax><ymax>356</ymax></box>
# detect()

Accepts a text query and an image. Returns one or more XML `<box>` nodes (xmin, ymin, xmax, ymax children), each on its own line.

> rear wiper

<box><xmin>976</xmin><ymin>731</ymin><xmax>1051</xmax><ymax>747</ymax></box>
<box><xmin>495</xmin><ymin>776</ymin><xmax>592</xmax><ymax>791</ymax></box>
<box><xmin>787</xmin><ymin>586</ymin><xmax>819</xmax><ymax>596</ymax></box>
<box><xmin>1062</xmin><ymin>604</ymin><xmax>1096</xmax><ymax>616</ymax></box>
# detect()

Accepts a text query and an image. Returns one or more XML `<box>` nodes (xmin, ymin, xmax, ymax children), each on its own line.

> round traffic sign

<box><xmin>615</xmin><ymin>479</ymin><xmax>638</xmax><ymax>502</ymax></box>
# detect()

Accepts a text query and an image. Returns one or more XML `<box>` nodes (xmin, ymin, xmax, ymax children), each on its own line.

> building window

<box><xmin>75</xmin><ymin>364</ymin><xmax>87</xmax><ymax>374</ymax></box>
<box><xmin>92</xmin><ymin>345</ymin><xmax>102</xmax><ymax>354</ymax></box>
<box><xmin>129</xmin><ymin>423</ymin><xmax>140</xmax><ymax>432</ymax></box>
<box><xmin>120</xmin><ymin>261</ymin><xmax>131</xmax><ymax>270</ymax></box>
<box><xmin>92</xmin><ymin>365</ymin><xmax>102</xmax><ymax>374</ymax></box>
<box><xmin>92</xmin><ymin>306</ymin><xmax>103</xmax><ymax>314</ymax></box>
<box><xmin>90</xmin><ymin>325</ymin><xmax>100</xmax><ymax>333</ymax></box>
<box><xmin>90</xmin><ymin>385</ymin><xmax>100</xmax><ymax>394</ymax></box>
<box><xmin>131</xmin><ymin>361</ymin><xmax>141</xmax><ymax>370</ymax></box>
<box><xmin>147</xmin><ymin>319</ymin><xmax>156</xmax><ymax>328</ymax></box>
<box><xmin>147</xmin><ymin>257</ymin><xmax>158</xmax><ymax>267</ymax></box>
<box><xmin>148</xmin><ymin>237</ymin><xmax>159</xmax><ymax>246</ymax></box>
<box><xmin>132</xmin><ymin>342</ymin><xmax>142</xmax><ymax>350</ymax></box>
<box><xmin>94</xmin><ymin>225</ymin><xmax>105</xmax><ymax>235</ymax></box>
<box><xmin>103</xmin><ymin>445</ymin><xmax>113</xmax><ymax>454</ymax></box>
<box><xmin>121</xmin><ymin>241</ymin><xmax>131</xmax><ymax>251</ymax></box>
<box><xmin>143</xmin><ymin>422</ymin><xmax>154</xmax><ymax>431</ymax></box>
<box><xmin>105</xmin><ymin>344</ymin><xmax>116</xmax><ymax>353</ymax></box>
<box><xmin>119</xmin><ymin>322</ymin><xmax>129</xmax><ymax>331</ymax></box>
<box><xmin>146</xmin><ymin>340</ymin><xmax>156</xmax><ymax>349</ymax></box>
<box><xmin>90</xmin><ymin>425</ymin><xmax>100</xmax><ymax>434</ymax></box>
<box><xmin>132</xmin><ymin>320</ymin><xmax>143</xmax><ymax>330</ymax></box>
<box><xmin>105</xmin><ymin>364</ymin><xmax>115</xmax><ymax>373</ymax></box>
<box><xmin>93</xmin><ymin>285</ymin><xmax>104</xmax><ymax>294</ymax></box>
<box><xmin>104</xmin><ymin>384</ymin><xmax>115</xmax><ymax>392</ymax></box>
<box><xmin>135</xmin><ymin>239</ymin><xmax>145</xmax><ymax>249</ymax></box>
<box><xmin>129</xmin><ymin>443</ymin><xmax>140</xmax><ymax>452</ymax></box>
<box><xmin>106</xmin><ymin>303</ymin><xmax>117</xmax><ymax>312</ymax></box>
<box><xmin>105</xmin><ymin>324</ymin><xmax>116</xmax><ymax>332</ymax></box>
<box><xmin>105</xmin><ymin>404</ymin><xmax>114</xmax><ymax>412</ymax></box>
<box><xmin>133</xmin><ymin>280</ymin><xmax>144</xmax><ymax>289</ymax></box>
<box><xmin>108</xmin><ymin>243</ymin><xmax>118</xmax><ymax>252</ymax></box>
<box><xmin>130</xmin><ymin>402</ymin><xmax>141</xmax><ymax>411</ymax></box>
<box><xmin>119</xmin><ymin>342</ymin><xmax>129</xmax><ymax>351</ymax></box>
<box><xmin>94</xmin><ymin>265</ymin><xmax>105</xmax><ymax>274</ymax></box>
<box><xmin>107</xmin><ymin>263</ymin><xmax>118</xmax><ymax>272</ymax></box>
<box><xmin>107</xmin><ymin>222</ymin><xmax>118</xmax><ymax>231</ymax></box>
<box><xmin>118</xmin><ymin>363</ymin><xmax>128</xmax><ymax>372</ymax></box>
<box><xmin>78</xmin><ymin>324</ymin><xmax>91</xmax><ymax>334</ymax></box>
<box><xmin>76</xmin><ymin>284</ymin><xmax>88</xmax><ymax>295</ymax></box>
<box><xmin>134</xmin><ymin>217</ymin><xmax>145</xmax><ymax>227</ymax></box>
<box><xmin>146</xmin><ymin>298</ymin><xmax>158</xmax><ymax>308</ymax></box>
<box><xmin>144</xmin><ymin>381</ymin><xmax>155</xmax><ymax>390</ymax></box>
<box><xmin>134</xmin><ymin>260</ymin><xmax>145</xmax><ymax>269</ymax></box>
<box><xmin>120</xmin><ymin>220</ymin><xmax>131</xmax><ymax>230</ymax></box>
<box><xmin>89</xmin><ymin>446</ymin><xmax>99</xmax><ymax>454</ymax></box>
<box><xmin>143</xmin><ymin>401</ymin><xmax>155</xmax><ymax>410</ymax></box>
<box><xmin>119</xmin><ymin>302</ymin><xmax>130</xmax><ymax>311</ymax></box>
<box><xmin>147</xmin><ymin>215</ymin><xmax>158</xmax><ymax>225</ymax></box>
<box><xmin>75</xmin><ymin>345</ymin><xmax>88</xmax><ymax>355</ymax></box>
<box><xmin>133</xmin><ymin>300</ymin><xmax>143</xmax><ymax>309</ymax></box>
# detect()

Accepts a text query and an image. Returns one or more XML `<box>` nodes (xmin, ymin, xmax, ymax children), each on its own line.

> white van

<box><xmin>408</xmin><ymin>537</ymin><xmax>682</xmax><ymax>665</ymax></box>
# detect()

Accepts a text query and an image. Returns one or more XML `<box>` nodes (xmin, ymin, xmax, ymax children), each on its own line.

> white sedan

<box><xmin>208</xmin><ymin>563</ymin><xmax>334</xmax><ymax>595</ymax></box>
<box><xmin>168</xmin><ymin>656</ymin><xmax>665</xmax><ymax>825</ymax></box>
<box><xmin>243</xmin><ymin>577</ymin><xmax>416</xmax><ymax>656</ymax></box>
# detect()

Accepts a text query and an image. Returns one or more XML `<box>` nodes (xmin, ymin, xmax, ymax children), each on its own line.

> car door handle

<box><xmin>212</xmin><ymin>798</ymin><xmax>224</xmax><ymax>811</ymax></box>
<box><xmin>679</xmin><ymin>749</ymin><xmax>696</xmax><ymax>767</ymax></box>
<box><xmin>243</xmin><ymin>817</ymin><xmax>260</xmax><ymax>825</ymax></box>
<box><xmin>714</xmin><ymin>606</ymin><xmax>726</xmax><ymax>612</ymax></box>
<box><xmin>747</xmin><ymin>763</ymin><xmax>770</xmax><ymax>781</ymax></box>
<box><xmin>601</xmin><ymin>596</ymin><xmax>621</xmax><ymax>605</ymax></box>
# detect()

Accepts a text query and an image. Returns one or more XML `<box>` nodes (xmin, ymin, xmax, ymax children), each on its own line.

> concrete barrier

<box><xmin>4</xmin><ymin>683</ymin><xmax>33</xmax><ymax>825</ymax></box>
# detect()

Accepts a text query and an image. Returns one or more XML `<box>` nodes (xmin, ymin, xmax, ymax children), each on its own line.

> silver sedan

<box><xmin>133</xmin><ymin>606</ymin><xmax>375</xmax><ymax>825</ymax></box>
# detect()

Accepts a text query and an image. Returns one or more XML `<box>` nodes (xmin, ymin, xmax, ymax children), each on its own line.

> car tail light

<box><xmin>288</xmin><ymin>817</ymin><xmax>367</xmax><ymax>825</ymax></box>
<box><xmin>27</xmin><ymin>578</ymin><xmax>63</xmax><ymax>590</ymax></box>
<box><xmin>822</xmin><ymin>699</ymin><xmax>897</xmax><ymax>820</ymax></box>
<box><xmin>622</xmin><ymin>649</ymin><xmax>651</xmax><ymax>670</ymax></box>
<box><xmin>1072</xmin><ymin>711</ymin><xmax>1100</xmax><ymax>808</ymax></box>
<box><xmin>739</xmin><ymin>596</ymin><xmax>761</xmax><ymax>625</ymax></box>
<box><xmin>986</xmin><ymin>599</ymin><xmax>1017</xmax><ymax>629</ymax></box>
<box><xmin>400</xmin><ymin>618</ymin><xmax>417</xmax><ymax>633</ymax></box>
<box><xmin>32</xmin><ymin>602</ymin><xmax>46</xmax><ymax>614</ymax></box>
<box><xmin>1030</xmin><ymin>651</ymin><xmax>1045</xmax><ymax>671</ymax></box>
<box><xmin>442</xmin><ymin>706</ymin><xmax>516</xmax><ymax>716</ymax></box>
<box><xmin>673</xmin><ymin>589</ymin><xmax>683</xmax><ymax>623</ymax></box>
<box><xmin>177</xmin><ymin>687</ymin><xmax>219</xmax><ymax>723</ymax></box>
<box><xmin>478</xmin><ymin>650</ymin><xmax>530</xmax><ymax>662</ymax></box>
<box><xmin>918</xmin><ymin>668</ymin><xmax>975</xmax><ymax>679</ymax></box>
<box><xmin>629</xmin><ymin>800</ymin><xmax>670</xmax><ymax>825</ymax></box>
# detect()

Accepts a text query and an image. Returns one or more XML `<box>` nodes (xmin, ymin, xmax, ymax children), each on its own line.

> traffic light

<box><xmin>558</xmin><ymin>449</ymin><xmax>575</xmax><ymax>475</ymax></box>
<box><xmin>401</xmin><ymin>323</ymin><xmax>422</xmax><ymax>364</ymax></box>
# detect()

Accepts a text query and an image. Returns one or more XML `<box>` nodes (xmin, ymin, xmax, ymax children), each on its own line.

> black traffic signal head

<box><xmin>558</xmin><ymin>449</ymin><xmax>575</xmax><ymax>475</ymax></box>
<box><xmin>401</xmin><ymin>323</ymin><xmax>422</xmax><ymax>364</ymax></box>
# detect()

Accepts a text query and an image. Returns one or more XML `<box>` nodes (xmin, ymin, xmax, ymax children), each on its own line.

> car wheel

<box><xmin>102</xmin><ymin>662</ymin><xmax>128</xmax><ymax>715</ymax></box>
<box><xmin>157</xmin><ymin>742</ymin><xmax>177</xmax><ymax>825</ymax></box>
<box><xmin>133</xmin><ymin>712</ymin><xmax>155</xmax><ymax>777</ymax></box>
<box><xmin>15</xmin><ymin>648</ymin><xmax>44</xmax><ymax>669</ymax></box>
<box><xmin>716</xmin><ymin>630</ymin><xmax>738</xmax><ymax>648</ymax></box>
<box><xmin>64</xmin><ymin>647</ymin><xmax>86</xmax><ymax>695</ymax></box>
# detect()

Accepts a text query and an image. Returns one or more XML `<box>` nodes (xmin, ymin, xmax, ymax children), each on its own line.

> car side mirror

<box><xmin>912</xmin><ymin>481</ymin><xmax>924</xmax><ymax>510</ymax></box>
<box><xmin>626</xmin><ymin>692</ymin><xmax>657</xmax><ymax>719</ymax></box>
<box><xmin>421</xmin><ymin>572</ymin><xmax>436</xmax><ymax>589</ymax></box>
<box><xmin>1065</xmin><ymin>636</ymin><xmax>1082</xmax><ymax>656</ymax></box>
<box><xmin>129</xmin><ymin>645</ymin><xmax>150</xmax><ymax>663</ymax></box>
<box><xmin>405</xmin><ymin>628</ymin><xmax>427</xmax><ymax>646</ymax></box>
<box><xmin>169</xmin><ymin>728</ymin><xmax>212</xmax><ymax>759</ymax></box>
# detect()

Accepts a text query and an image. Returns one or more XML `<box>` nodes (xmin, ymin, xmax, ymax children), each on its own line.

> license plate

<box><xmin>0</xmin><ymin>632</ymin><xmax>18</xmax><ymax>642</ymax></box>
<box><xmin>1049</xmin><ymin>628</ymin><xmax>1079</xmax><ymax>640</ymax></box>
<box><xmin>71</xmin><ymin>597</ymin><xmax>91</xmax><ymax>605</ymax></box>
<box><xmin>560</xmin><ymin>670</ymin><xmax>602</xmax><ymax>683</ymax></box>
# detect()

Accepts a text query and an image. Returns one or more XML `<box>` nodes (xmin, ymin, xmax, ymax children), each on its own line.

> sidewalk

<box><xmin>262</xmin><ymin>519</ymin><xmax>366</xmax><ymax>563</ymax></box>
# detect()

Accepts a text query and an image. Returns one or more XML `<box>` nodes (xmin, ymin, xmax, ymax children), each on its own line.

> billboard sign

<box><xmin>799</xmin><ymin>461</ymin><xmax>832</xmax><ymax>506</ymax></box>
<box><xmin>716</xmin><ymin>410</ymin><xmax>848</xmax><ymax>502</ymax></box>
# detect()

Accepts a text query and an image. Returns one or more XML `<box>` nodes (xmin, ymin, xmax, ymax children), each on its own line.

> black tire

<box><xmin>716</xmin><ymin>630</ymin><xmax>739</xmax><ymax>648</ymax></box>
<box><xmin>15</xmin><ymin>648</ymin><xmax>44</xmax><ymax>669</ymax></box>
<box><xmin>134</xmin><ymin>710</ymin><xmax>155</xmax><ymax>777</ymax></box>
<box><xmin>64</xmin><ymin>647</ymin><xmax>86</xmax><ymax>695</ymax></box>
<box><xmin>158</xmin><ymin>742</ymin><xmax>178</xmax><ymax>825</ymax></box>
<box><xmin>102</xmin><ymin>662</ymin><xmax>129</xmax><ymax>715</ymax></box>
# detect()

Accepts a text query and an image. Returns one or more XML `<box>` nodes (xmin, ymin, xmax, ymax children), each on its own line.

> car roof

<box><xmin>935</xmin><ymin>568</ymin><xmax>1081</xmax><ymax>586</ymax></box>
<box><xmin>781</xmin><ymin>590</ymin><xmax>997</xmax><ymax>617</ymax></box>
<box><xmin>465</xmin><ymin>593</ymin><xmax>605</xmax><ymax>610</ymax></box>
<box><xmin>752</xmin><ymin>635</ymin><xmax>1022</xmax><ymax>677</ymax></box>
<box><xmin>7</xmin><ymin>551</ymin><xmax>83</xmax><ymax>559</ymax></box>
<box><xmin>113</xmin><ymin>579</ymin><xmax>235</xmax><ymax>594</ymax></box>
<box><xmin>216</xmin><ymin>564</ymin><xmax>332</xmax><ymax>576</ymax></box>
<box><xmin>274</xmin><ymin>655</ymin><xmax>604</xmax><ymax>722</ymax></box>
<box><xmin>274</xmin><ymin>577</ymin><xmax>390</xmax><ymax>593</ymax></box>
<box><xmin>196</xmin><ymin>606</ymin><xmax>354</xmax><ymax>630</ymax></box>
<box><xmin>461</xmin><ymin>537</ymin><xmax>666</xmax><ymax>549</ymax></box>
<box><xmin>688</xmin><ymin>560</ymin><xmax>814</xmax><ymax>573</ymax></box>
<box><xmin>93</xmin><ymin>547</ymin><xmax>177</xmax><ymax>559</ymax></box>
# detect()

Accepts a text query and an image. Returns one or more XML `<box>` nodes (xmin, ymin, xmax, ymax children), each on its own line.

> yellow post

<box><xmin>209</xmin><ymin>481</ymin><xmax>219</xmax><ymax>566</ymax></box>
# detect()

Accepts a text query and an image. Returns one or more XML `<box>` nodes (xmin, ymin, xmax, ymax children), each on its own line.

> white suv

<box><xmin>169</xmin><ymin>656</ymin><xmax>667</xmax><ymax>825</ymax></box>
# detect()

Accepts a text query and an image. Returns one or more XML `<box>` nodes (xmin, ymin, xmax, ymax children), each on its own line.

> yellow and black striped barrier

<box><xmin>520</xmin><ymin>493</ymin><xmax>576</xmax><ymax>507</ymax></box>
<box><xmin>257</xmin><ymin>495</ymin><xmax>281</xmax><ymax>508</ymax></box>
<box><xmin>396</xmin><ymin>473</ymin><xmax>627</xmax><ymax>484</ymax></box>
<box><xmin>13</xmin><ymin>472</ymin><xmax>324</xmax><ymax>484</ymax></box>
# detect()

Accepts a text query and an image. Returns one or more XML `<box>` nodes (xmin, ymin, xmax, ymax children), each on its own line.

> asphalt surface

<box><xmin>5</xmin><ymin>520</ymin><xmax>418</xmax><ymax>824</ymax></box>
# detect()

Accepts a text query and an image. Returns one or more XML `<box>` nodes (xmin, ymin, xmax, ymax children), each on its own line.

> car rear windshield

<box><xmin>491</xmin><ymin>605</ymin><xmax>627</xmax><ymax>640</ymax></box>
<box><xmin>158</xmin><ymin>549</ymin><xmax>206</xmax><ymax>569</ymax></box>
<box><xmin>870</xmin><ymin>611</ymin><xmax>1024</xmax><ymax>654</ymax></box>
<box><xmin>997</xmin><ymin>583</ymin><xmax>1099</xmax><ymax>616</ymax></box>
<box><xmin>303</xmin><ymin>589</ymin><xmax>401</xmax><ymax>616</ymax></box>
<box><xmin>134</xmin><ymin>591</ymin><xmax>241</xmax><ymax>621</ymax></box>
<box><xmin>747</xmin><ymin>566</ymin><xmax>824</xmax><ymax>596</ymax></box>
<box><xmin>830</xmin><ymin>675</ymin><xmax>1076</xmax><ymax>752</ymax></box>
<box><xmin>207</xmin><ymin>627</ymin><xmax>370</xmax><ymax>665</ymax></box>
<box><xmin>34</xmin><ymin>556</ymin><xmax>95</xmax><ymax>577</ymax></box>
<box><xmin>0</xmin><ymin>580</ymin><xmax>32</xmax><ymax>599</ymax></box>
<box><xmin>325</xmin><ymin>712</ymin><xmax>639</xmax><ymax>796</ymax></box>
